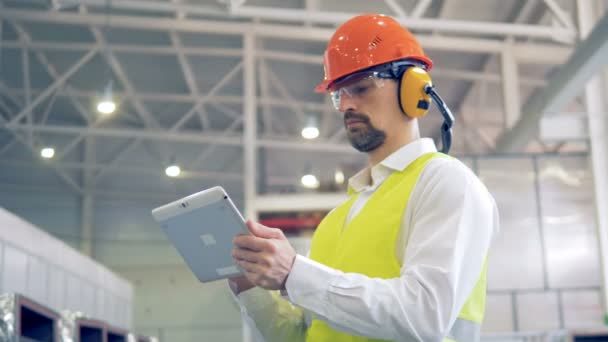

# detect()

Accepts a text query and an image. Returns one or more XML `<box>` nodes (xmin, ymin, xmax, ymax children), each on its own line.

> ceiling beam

<box><xmin>0</xmin><ymin>8</ymin><xmax>577</xmax><ymax>45</ymax></box>
<box><xmin>170</xmin><ymin>62</ymin><xmax>243</xmax><ymax>132</ymax></box>
<box><xmin>0</xmin><ymin>118</ymin><xmax>83</xmax><ymax>194</ymax></box>
<box><xmin>410</xmin><ymin>0</ymin><xmax>432</xmax><ymax>19</ymax></box>
<box><xmin>433</xmin><ymin>0</ymin><xmax>543</xmax><ymax>145</ymax></box>
<box><xmin>494</xmin><ymin>11</ymin><xmax>608</xmax><ymax>152</ymax></box>
<box><xmin>1</xmin><ymin>40</ymin><xmax>242</xmax><ymax>56</ymax></box>
<box><xmin>61</xmin><ymin>0</ymin><xmax>228</xmax><ymax>17</ymax></box>
<box><xmin>384</xmin><ymin>0</ymin><xmax>408</xmax><ymax>20</ymax></box>
<box><xmin>542</xmin><ymin>0</ymin><xmax>575</xmax><ymax>29</ymax></box>
<box><xmin>230</xmin><ymin>5</ymin><xmax>577</xmax><ymax>41</ymax></box>
<box><xmin>170</xmin><ymin>31</ymin><xmax>209</xmax><ymax>130</ymax></box>
<box><xmin>243</xmin><ymin>32</ymin><xmax>257</xmax><ymax>220</ymax></box>
<box><xmin>90</xmin><ymin>26</ymin><xmax>160</xmax><ymax>129</ymax></box>
<box><xmin>7</xmin><ymin>48</ymin><xmax>98</xmax><ymax>125</ymax></box>
<box><xmin>264</xmin><ymin>61</ymin><xmax>306</xmax><ymax>123</ymax></box>
<box><xmin>0</xmin><ymin>182</ymin><xmax>184</xmax><ymax>201</ymax></box>
<box><xmin>3</xmin><ymin>123</ymin><xmax>358</xmax><ymax>153</ymax></box>
<box><xmin>258</xmin><ymin>46</ymin><xmax>274</xmax><ymax>134</ymax></box>
<box><xmin>4</xmin><ymin>123</ymin><xmax>243</xmax><ymax>145</ymax></box>
<box><xmin>0</xmin><ymin>159</ymin><xmax>243</xmax><ymax>181</ymax></box>
<box><xmin>1</xmin><ymin>39</ymin><xmax>572</xmax><ymax>65</ymax></box>
<box><xmin>10</xmin><ymin>21</ymin><xmax>93</xmax><ymax>125</ymax></box>
<box><xmin>3</xmin><ymin>88</ymin><xmax>330</xmax><ymax>111</ymax></box>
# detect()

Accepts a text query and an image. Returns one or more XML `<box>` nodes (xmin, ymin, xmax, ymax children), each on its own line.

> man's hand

<box><xmin>228</xmin><ymin>275</ymin><xmax>255</xmax><ymax>295</ymax></box>
<box><xmin>232</xmin><ymin>220</ymin><xmax>296</xmax><ymax>290</ymax></box>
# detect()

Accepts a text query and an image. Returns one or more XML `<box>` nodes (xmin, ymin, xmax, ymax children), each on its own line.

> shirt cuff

<box><xmin>285</xmin><ymin>255</ymin><xmax>341</xmax><ymax>315</ymax></box>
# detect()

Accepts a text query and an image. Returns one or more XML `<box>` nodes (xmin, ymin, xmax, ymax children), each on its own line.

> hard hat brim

<box><xmin>314</xmin><ymin>79</ymin><xmax>333</xmax><ymax>93</ymax></box>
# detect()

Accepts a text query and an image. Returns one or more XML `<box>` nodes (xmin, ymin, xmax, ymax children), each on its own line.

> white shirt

<box><xmin>233</xmin><ymin>138</ymin><xmax>500</xmax><ymax>342</ymax></box>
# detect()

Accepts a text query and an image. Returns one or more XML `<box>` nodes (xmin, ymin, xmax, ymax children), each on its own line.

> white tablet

<box><xmin>151</xmin><ymin>186</ymin><xmax>250</xmax><ymax>283</ymax></box>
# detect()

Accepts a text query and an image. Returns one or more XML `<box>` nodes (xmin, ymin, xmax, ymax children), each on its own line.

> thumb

<box><xmin>247</xmin><ymin>220</ymin><xmax>284</xmax><ymax>239</ymax></box>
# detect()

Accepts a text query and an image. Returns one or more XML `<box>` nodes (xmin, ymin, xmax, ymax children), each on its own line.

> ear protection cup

<box><xmin>398</xmin><ymin>66</ymin><xmax>433</xmax><ymax>118</ymax></box>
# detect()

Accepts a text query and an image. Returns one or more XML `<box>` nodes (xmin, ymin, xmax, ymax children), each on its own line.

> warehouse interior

<box><xmin>1</xmin><ymin>0</ymin><xmax>608</xmax><ymax>341</ymax></box>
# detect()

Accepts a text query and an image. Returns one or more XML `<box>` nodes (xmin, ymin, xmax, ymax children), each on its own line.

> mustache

<box><xmin>344</xmin><ymin>111</ymin><xmax>370</xmax><ymax>123</ymax></box>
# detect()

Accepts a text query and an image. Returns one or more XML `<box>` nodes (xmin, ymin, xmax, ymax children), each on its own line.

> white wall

<box><xmin>478</xmin><ymin>155</ymin><xmax>603</xmax><ymax>332</ymax></box>
<box><xmin>0</xmin><ymin>207</ymin><xmax>133</xmax><ymax>329</ymax></box>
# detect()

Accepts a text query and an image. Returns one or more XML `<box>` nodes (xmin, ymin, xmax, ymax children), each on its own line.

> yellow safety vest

<box><xmin>306</xmin><ymin>152</ymin><xmax>486</xmax><ymax>342</ymax></box>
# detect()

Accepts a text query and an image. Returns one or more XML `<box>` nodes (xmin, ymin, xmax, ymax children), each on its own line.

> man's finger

<box><xmin>236</xmin><ymin>258</ymin><xmax>263</xmax><ymax>274</ymax></box>
<box><xmin>247</xmin><ymin>220</ymin><xmax>283</xmax><ymax>239</ymax></box>
<box><xmin>234</xmin><ymin>234</ymin><xmax>271</xmax><ymax>252</ymax></box>
<box><xmin>232</xmin><ymin>248</ymin><xmax>260</xmax><ymax>263</ymax></box>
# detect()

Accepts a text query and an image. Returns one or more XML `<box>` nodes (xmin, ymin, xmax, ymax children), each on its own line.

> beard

<box><xmin>344</xmin><ymin>111</ymin><xmax>386</xmax><ymax>152</ymax></box>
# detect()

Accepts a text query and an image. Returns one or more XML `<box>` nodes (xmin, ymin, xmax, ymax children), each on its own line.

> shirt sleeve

<box><xmin>234</xmin><ymin>287</ymin><xmax>308</xmax><ymax>342</ymax></box>
<box><xmin>284</xmin><ymin>158</ymin><xmax>499</xmax><ymax>341</ymax></box>
<box><xmin>228</xmin><ymin>249</ymin><xmax>316</xmax><ymax>341</ymax></box>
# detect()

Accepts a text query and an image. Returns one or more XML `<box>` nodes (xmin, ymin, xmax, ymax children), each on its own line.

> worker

<box><xmin>229</xmin><ymin>13</ymin><xmax>499</xmax><ymax>342</ymax></box>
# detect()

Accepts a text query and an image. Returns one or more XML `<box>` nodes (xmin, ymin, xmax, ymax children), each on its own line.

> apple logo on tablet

<box><xmin>200</xmin><ymin>234</ymin><xmax>217</xmax><ymax>246</ymax></box>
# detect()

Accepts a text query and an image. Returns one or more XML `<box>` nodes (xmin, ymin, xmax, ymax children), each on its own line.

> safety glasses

<box><xmin>329</xmin><ymin>72</ymin><xmax>387</xmax><ymax>111</ymax></box>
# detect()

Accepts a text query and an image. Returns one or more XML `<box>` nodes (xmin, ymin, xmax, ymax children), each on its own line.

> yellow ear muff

<box><xmin>399</xmin><ymin>66</ymin><xmax>433</xmax><ymax>118</ymax></box>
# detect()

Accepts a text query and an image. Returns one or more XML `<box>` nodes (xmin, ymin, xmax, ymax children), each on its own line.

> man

<box><xmin>229</xmin><ymin>13</ymin><xmax>499</xmax><ymax>342</ymax></box>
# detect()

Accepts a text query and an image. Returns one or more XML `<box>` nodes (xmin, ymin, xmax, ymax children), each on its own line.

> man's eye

<box><xmin>351</xmin><ymin>85</ymin><xmax>369</xmax><ymax>95</ymax></box>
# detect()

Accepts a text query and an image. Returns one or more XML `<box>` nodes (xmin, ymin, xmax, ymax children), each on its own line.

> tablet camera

<box><xmin>181</xmin><ymin>202</ymin><xmax>189</xmax><ymax>208</ymax></box>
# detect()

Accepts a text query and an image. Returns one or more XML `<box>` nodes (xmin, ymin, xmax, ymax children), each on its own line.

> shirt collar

<box><xmin>348</xmin><ymin>138</ymin><xmax>437</xmax><ymax>193</ymax></box>
<box><xmin>380</xmin><ymin>137</ymin><xmax>437</xmax><ymax>172</ymax></box>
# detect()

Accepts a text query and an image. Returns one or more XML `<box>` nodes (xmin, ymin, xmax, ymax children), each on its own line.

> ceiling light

<box><xmin>301</xmin><ymin>115</ymin><xmax>320</xmax><ymax>139</ymax></box>
<box><xmin>301</xmin><ymin>174</ymin><xmax>319</xmax><ymax>189</ymax></box>
<box><xmin>97</xmin><ymin>100</ymin><xmax>116</xmax><ymax>115</ymax></box>
<box><xmin>301</xmin><ymin>127</ymin><xmax>320</xmax><ymax>140</ymax></box>
<box><xmin>40</xmin><ymin>147</ymin><xmax>55</xmax><ymax>159</ymax></box>
<box><xmin>334</xmin><ymin>169</ymin><xmax>345</xmax><ymax>185</ymax></box>
<box><xmin>165</xmin><ymin>165</ymin><xmax>181</xmax><ymax>177</ymax></box>
<box><xmin>97</xmin><ymin>80</ymin><xmax>116</xmax><ymax>114</ymax></box>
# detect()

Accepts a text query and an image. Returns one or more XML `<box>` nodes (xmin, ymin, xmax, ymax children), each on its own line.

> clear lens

<box><xmin>331</xmin><ymin>91</ymin><xmax>341</xmax><ymax>110</ymax></box>
<box><xmin>330</xmin><ymin>74</ymin><xmax>385</xmax><ymax>110</ymax></box>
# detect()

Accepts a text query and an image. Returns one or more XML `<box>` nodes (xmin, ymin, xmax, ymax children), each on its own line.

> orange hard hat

<box><xmin>315</xmin><ymin>14</ymin><xmax>433</xmax><ymax>93</ymax></box>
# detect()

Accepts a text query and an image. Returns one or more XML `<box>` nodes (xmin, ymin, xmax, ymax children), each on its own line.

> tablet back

<box><xmin>153</xmin><ymin>188</ymin><xmax>248</xmax><ymax>282</ymax></box>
